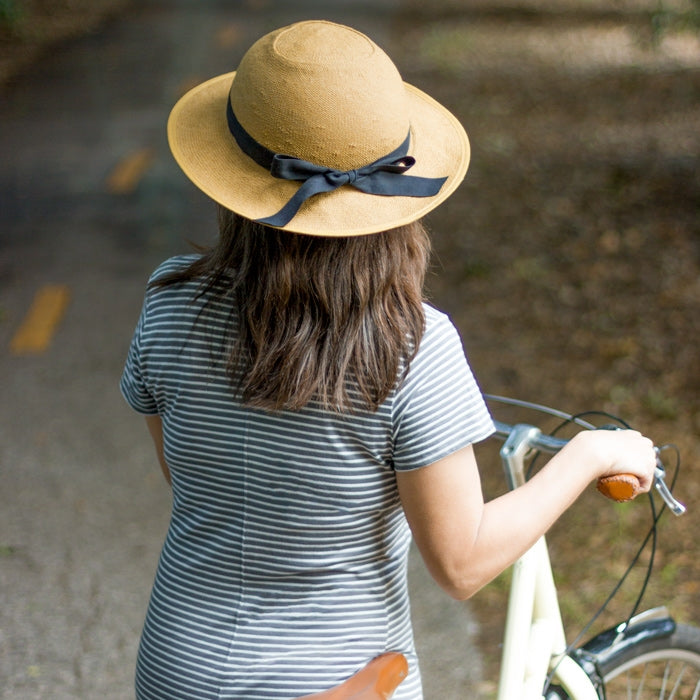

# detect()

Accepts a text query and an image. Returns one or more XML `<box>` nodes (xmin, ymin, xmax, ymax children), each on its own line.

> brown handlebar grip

<box><xmin>596</xmin><ymin>473</ymin><xmax>642</xmax><ymax>502</ymax></box>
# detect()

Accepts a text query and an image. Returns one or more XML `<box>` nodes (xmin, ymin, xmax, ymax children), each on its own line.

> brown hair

<box><xmin>152</xmin><ymin>206</ymin><xmax>430</xmax><ymax>412</ymax></box>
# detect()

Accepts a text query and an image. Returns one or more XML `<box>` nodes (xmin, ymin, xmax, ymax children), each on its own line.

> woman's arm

<box><xmin>144</xmin><ymin>415</ymin><xmax>171</xmax><ymax>486</ymax></box>
<box><xmin>396</xmin><ymin>430</ymin><xmax>655</xmax><ymax>600</ymax></box>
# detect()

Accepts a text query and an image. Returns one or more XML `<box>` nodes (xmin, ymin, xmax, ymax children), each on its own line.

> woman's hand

<box><xmin>565</xmin><ymin>429</ymin><xmax>656</xmax><ymax>493</ymax></box>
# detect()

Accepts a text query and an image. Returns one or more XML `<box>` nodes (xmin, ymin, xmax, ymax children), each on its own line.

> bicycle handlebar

<box><xmin>491</xmin><ymin>420</ymin><xmax>686</xmax><ymax>516</ymax></box>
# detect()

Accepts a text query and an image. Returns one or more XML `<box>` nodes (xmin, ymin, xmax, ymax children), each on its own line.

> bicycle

<box><xmin>485</xmin><ymin>395</ymin><xmax>698</xmax><ymax>700</ymax></box>
<box><xmin>299</xmin><ymin>396</ymin><xmax>699</xmax><ymax>699</ymax></box>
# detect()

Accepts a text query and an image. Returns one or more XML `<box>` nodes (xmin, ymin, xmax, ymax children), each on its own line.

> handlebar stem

<box><xmin>500</xmin><ymin>424</ymin><xmax>545</xmax><ymax>492</ymax></box>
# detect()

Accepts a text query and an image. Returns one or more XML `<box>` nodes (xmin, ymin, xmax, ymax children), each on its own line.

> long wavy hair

<box><xmin>151</xmin><ymin>206</ymin><xmax>431</xmax><ymax>412</ymax></box>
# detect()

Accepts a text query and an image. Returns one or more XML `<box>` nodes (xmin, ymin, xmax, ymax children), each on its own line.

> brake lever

<box><xmin>654</xmin><ymin>454</ymin><xmax>686</xmax><ymax>516</ymax></box>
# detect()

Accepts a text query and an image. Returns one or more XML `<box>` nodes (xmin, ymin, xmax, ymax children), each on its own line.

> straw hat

<box><xmin>167</xmin><ymin>20</ymin><xmax>470</xmax><ymax>236</ymax></box>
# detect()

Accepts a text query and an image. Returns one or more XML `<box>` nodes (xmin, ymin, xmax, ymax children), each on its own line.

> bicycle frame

<box><xmin>495</xmin><ymin>423</ymin><xmax>600</xmax><ymax>700</ymax></box>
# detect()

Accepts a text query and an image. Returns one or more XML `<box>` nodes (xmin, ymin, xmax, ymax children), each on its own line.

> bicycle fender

<box><xmin>574</xmin><ymin>607</ymin><xmax>676</xmax><ymax>678</ymax></box>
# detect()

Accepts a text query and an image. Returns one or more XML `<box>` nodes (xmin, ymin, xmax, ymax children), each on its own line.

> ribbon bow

<box><xmin>227</xmin><ymin>99</ymin><xmax>447</xmax><ymax>228</ymax></box>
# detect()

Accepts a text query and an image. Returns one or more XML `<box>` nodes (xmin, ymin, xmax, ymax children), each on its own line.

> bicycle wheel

<box><xmin>597</xmin><ymin>623</ymin><xmax>700</xmax><ymax>699</ymax></box>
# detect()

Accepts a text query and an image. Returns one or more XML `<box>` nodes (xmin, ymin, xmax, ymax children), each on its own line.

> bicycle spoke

<box><xmin>660</xmin><ymin>663</ymin><xmax>671</xmax><ymax>698</ymax></box>
<box><xmin>637</xmin><ymin>663</ymin><xmax>648</xmax><ymax>699</ymax></box>
<box><xmin>669</xmin><ymin>664</ymin><xmax>687</xmax><ymax>699</ymax></box>
<box><xmin>608</xmin><ymin>659</ymin><xmax>700</xmax><ymax>699</ymax></box>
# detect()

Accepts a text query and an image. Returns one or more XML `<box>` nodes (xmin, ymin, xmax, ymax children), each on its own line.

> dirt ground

<box><xmin>2</xmin><ymin>0</ymin><xmax>698</xmax><ymax>692</ymax></box>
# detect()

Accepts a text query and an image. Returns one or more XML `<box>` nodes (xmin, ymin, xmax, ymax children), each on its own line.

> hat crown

<box><xmin>230</xmin><ymin>21</ymin><xmax>410</xmax><ymax>171</ymax></box>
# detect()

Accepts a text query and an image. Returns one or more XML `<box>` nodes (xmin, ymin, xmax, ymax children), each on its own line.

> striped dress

<box><xmin>121</xmin><ymin>255</ymin><xmax>494</xmax><ymax>700</ymax></box>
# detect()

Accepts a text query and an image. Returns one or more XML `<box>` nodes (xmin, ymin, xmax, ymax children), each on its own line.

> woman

<box><xmin>121</xmin><ymin>20</ymin><xmax>656</xmax><ymax>699</ymax></box>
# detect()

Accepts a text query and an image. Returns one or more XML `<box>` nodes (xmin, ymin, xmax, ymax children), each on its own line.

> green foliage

<box><xmin>0</xmin><ymin>0</ymin><xmax>23</xmax><ymax>32</ymax></box>
<box><xmin>652</xmin><ymin>0</ymin><xmax>700</xmax><ymax>41</ymax></box>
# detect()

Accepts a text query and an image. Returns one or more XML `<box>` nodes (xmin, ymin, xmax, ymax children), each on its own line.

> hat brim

<box><xmin>167</xmin><ymin>71</ymin><xmax>470</xmax><ymax>236</ymax></box>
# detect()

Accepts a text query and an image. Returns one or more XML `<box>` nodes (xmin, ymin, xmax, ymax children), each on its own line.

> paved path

<box><xmin>0</xmin><ymin>2</ymin><xmax>483</xmax><ymax>697</ymax></box>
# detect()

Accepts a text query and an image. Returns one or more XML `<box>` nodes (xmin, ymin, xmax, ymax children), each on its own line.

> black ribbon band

<box><xmin>226</xmin><ymin>98</ymin><xmax>447</xmax><ymax>228</ymax></box>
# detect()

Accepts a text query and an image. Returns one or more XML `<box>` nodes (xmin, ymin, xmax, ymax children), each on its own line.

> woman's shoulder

<box><xmin>422</xmin><ymin>302</ymin><xmax>452</xmax><ymax>327</ymax></box>
<box><xmin>420</xmin><ymin>303</ymin><xmax>464</xmax><ymax>351</ymax></box>
<box><xmin>396</xmin><ymin>304</ymin><xmax>469</xmax><ymax>389</ymax></box>
<box><xmin>140</xmin><ymin>255</ymin><xmax>206</xmax><ymax>318</ymax></box>
<box><xmin>147</xmin><ymin>254</ymin><xmax>201</xmax><ymax>285</ymax></box>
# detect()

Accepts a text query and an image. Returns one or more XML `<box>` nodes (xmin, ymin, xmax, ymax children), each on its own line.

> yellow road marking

<box><xmin>10</xmin><ymin>285</ymin><xmax>71</xmax><ymax>355</ymax></box>
<box><xmin>106</xmin><ymin>147</ymin><xmax>155</xmax><ymax>194</ymax></box>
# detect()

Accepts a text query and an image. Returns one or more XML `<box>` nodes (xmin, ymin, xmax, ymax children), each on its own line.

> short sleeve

<box><xmin>120</xmin><ymin>255</ymin><xmax>200</xmax><ymax>415</ymax></box>
<box><xmin>120</xmin><ymin>294</ymin><xmax>159</xmax><ymax>415</ymax></box>
<box><xmin>391</xmin><ymin>307</ymin><xmax>494</xmax><ymax>471</ymax></box>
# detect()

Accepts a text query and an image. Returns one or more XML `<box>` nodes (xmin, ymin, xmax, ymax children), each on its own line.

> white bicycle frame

<box><xmin>495</xmin><ymin>423</ymin><xmax>599</xmax><ymax>700</ymax></box>
<box><xmin>492</xmin><ymin>420</ymin><xmax>685</xmax><ymax>700</ymax></box>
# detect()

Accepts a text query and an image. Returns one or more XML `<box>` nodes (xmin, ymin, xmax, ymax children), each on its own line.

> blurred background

<box><xmin>1</xmin><ymin>1</ymin><xmax>698</xmax><ymax>697</ymax></box>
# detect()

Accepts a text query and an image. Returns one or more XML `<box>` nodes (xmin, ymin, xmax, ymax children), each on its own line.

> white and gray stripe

<box><xmin>121</xmin><ymin>255</ymin><xmax>493</xmax><ymax>699</ymax></box>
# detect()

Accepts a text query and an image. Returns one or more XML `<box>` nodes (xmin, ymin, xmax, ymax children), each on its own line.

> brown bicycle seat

<box><xmin>295</xmin><ymin>652</ymin><xmax>409</xmax><ymax>700</ymax></box>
